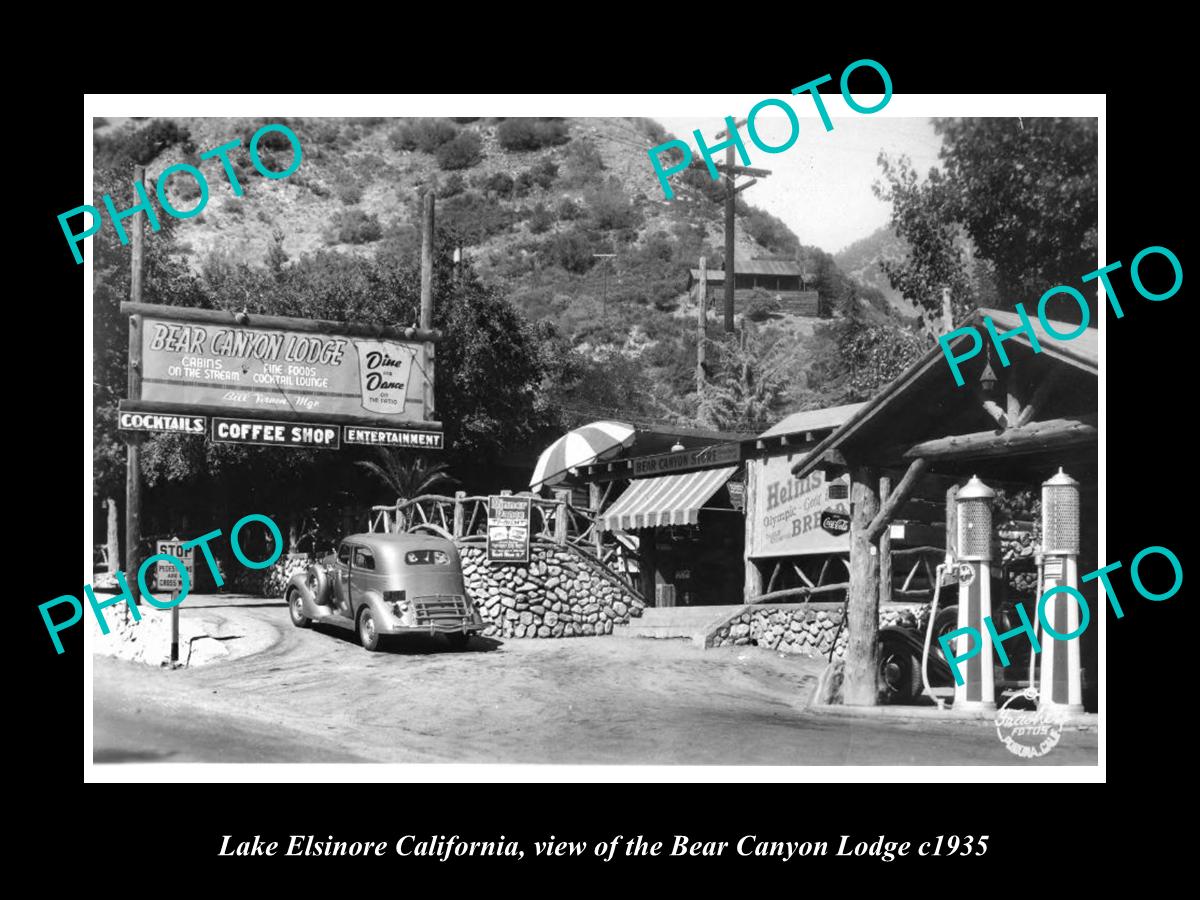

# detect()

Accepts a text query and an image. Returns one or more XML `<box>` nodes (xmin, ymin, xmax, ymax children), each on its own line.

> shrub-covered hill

<box><xmin>93</xmin><ymin>116</ymin><xmax>911</xmax><ymax>426</ymax></box>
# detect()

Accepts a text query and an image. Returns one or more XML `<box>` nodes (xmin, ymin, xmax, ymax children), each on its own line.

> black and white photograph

<box><xmin>74</xmin><ymin>93</ymin><xmax>1112</xmax><ymax>775</ymax></box>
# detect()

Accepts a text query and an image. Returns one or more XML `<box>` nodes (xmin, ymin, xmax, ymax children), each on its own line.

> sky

<box><xmin>655</xmin><ymin>116</ymin><xmax>944</xmax><ymax>255</ymax></box>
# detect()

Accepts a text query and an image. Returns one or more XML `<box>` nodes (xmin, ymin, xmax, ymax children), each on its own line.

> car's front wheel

<box><xmin>287</xmin><ymin>590</ymin><xmax>310</xmax><ymax>629</ymax></box>
<box><xmin>358</xmin><ymin>606</ymin><xmax>382</xmax><ymax>652</ymax></box>
<box><xmin>877</xmin><ymin>636</ymin><xmax>920</xmax><ymax>704</ymax></box>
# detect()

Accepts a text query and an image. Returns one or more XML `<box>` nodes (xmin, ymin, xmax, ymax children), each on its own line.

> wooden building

<box><xmin>686</xmin><ymin>257</ymin><xmax>824</xmax><ymax>316</ymax></box>
<box><xmin>789</xmin><ymin>308</ymin><xmax>1098</xmax><ymax>707</ymax></box>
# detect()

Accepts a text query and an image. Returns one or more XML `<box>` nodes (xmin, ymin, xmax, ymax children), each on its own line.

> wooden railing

<box><xmin>368</xmin><ymin>490</ymin><xmax>641</xmax><ymax>588</ymax></box>
<box><xmin>749</xmin><ymin>545</ymin><xmax>947</xmax><ymax>606</ymax></box>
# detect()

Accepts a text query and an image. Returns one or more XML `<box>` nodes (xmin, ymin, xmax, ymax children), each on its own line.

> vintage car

<box><xmin>285</xmin><ymin>532</ymin><xmax>484</xmax><ymax>651</ymax></box>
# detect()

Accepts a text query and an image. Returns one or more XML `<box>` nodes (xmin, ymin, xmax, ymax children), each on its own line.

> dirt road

<box><xmin>92</xmin><ymin>595</ymin><xmax>1098</xmax><ymax>766</ymax></box>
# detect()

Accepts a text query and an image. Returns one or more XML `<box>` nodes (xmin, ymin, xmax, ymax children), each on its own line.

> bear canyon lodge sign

<box><xmin>118</xmin><ymin>303</ymin><xmax>443</xmax><ymax>449</ymax></box>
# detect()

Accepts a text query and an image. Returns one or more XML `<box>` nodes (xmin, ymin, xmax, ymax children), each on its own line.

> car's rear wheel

<box><xmin>358</xmin><ymin>606</ymin><xmax>382</xmax><ymax>652</ymax></box>
<box><xmin>287</xmin><ymin>589</ymin><xmax>310</xmax><ymax>629</ymax></box>
<box><xmin>445</xmin><ymin>632</ymin><xmax>471</xmax><ymax>651</ymax></box>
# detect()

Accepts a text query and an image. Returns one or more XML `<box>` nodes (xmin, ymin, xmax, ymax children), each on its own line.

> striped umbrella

<box><xmin>529</xmin><ymin>421</ymin><xmax>636</xmax><ymax>490</ymax></box>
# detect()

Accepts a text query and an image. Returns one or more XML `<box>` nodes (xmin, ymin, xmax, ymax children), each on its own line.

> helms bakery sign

<box><xmin>119</xmin><ymin>302</ymin><xmax>442</xmax><ymax>446</ymax></box>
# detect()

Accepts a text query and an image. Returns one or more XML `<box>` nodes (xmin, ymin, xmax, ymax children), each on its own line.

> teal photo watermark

<box><xmin>940</xmin><ymin>245</ymin><xmax>1183</xmax><ymax>386</ymax></box>
<box><xmin>39</xmin><ymin>513</ymin><xmax>282</xmax><ymax>654</ymax></box>
<box><xmin>646</xmin><ymin>58</ymin><xmax>892</xmax><ymax>201</ymax></box>
<box><xmin>939</xmin><ymin>544</ymin><xmax>1182</xmax><ymax>685</ymax></box>
<box><xmin>60</xmin><ymin>123</ymin><xmax>303</xmax><ymax>265</ymax></box>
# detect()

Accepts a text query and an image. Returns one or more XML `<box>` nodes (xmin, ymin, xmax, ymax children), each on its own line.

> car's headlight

<box><xmin>384</xmin><ymin>590</ymin><xmax>408</xmax><ymax>617</ymax></box>
<box><xmin>306</xmin><ymin>566</ymin><xmax>318</xmax><ymax>589</ymax></box>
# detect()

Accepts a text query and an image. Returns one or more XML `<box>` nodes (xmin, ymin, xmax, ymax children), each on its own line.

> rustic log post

<box><xmin>878</xmin><ymin>474</ymin><xmax>892</xmax><ymax>606</ymax></box>
<box><xmin>588</xmin><ymin>482</ymin><xmax>603</xmax><ymax>556</ymax></box>
<box><xmin>638</xmin><ymin>528</ymin><xmax>658</xmax><ymax>605</ymax></box>
<box><xmin>553</xmin><ymin>489</ymin><xmax>571</xmax><ymax>544</ymax></box>
<box><xmin>743</xmin><ymin>458</ymin><xmax>763</xmax><ymax>602</ymax></box>
<box><xmin>105</xmin><ymin>498</ymin><xmax>119</xmax><ymax>573</ymax></box>
<box><xmin>844</xmin><ymin>464</ymin><xmax>881</xmax><ymax>706</ymax></box>
<box><xmin>453</xmin><ymin>490</ymin><xmax>465</xmax><ymax>538</ymax></box>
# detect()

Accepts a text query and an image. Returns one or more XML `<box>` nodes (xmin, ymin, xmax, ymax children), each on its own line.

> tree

<box><xmin>873</xmin><ymin>118</ymin><xmax>1097</xmax><ymax>322</ymax></box>
<box><xmin>935</xmin><ymin>117</ymin><xmax>1097</xmax><ymax>302</ymax></box>
<box><xmin>355</xmin><ymin>451</ymin><xmax>458</xmax><ymax>500</ymax></box>
<box><xmin>696</xmin><ymin>327</ymin><xmax>790</xmax><ymax>432</ymax></box>
<box><xmin>807</xmin><ymin>313</ymin><xmax>930</xmax><ymax>404</ymax></box>
<box><xmin>872</xmin><ymin>153</ymin><xmax>976</xmax><ymax>330</ymax></box>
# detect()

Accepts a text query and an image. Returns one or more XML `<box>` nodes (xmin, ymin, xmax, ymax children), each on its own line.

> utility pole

<box><xmin>420</xmin><ymin>186</ymin><xmax>436</xmax><ymax>417</ymax></box>
<box><xmin>125</xmin><ymin>165</ymin><xmax>146</xmax><ymax>586</ymax></box>
<box><xmin>711</xmin><ymin>119</ymin><xmax>772</xmax><ymax>334</ymax></box>
<box><xmin>696</xmin><ymin>256</ymin><xmax>708</xmax><ymax>393</ymax></box>
<box><xmin>593</xmin><ymin>253</ymin><xmax>616</xmax><ymax>317</ymax></box>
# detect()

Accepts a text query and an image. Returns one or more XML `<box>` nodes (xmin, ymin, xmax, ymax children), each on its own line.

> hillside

<box><xmin>834</xmin><ymin>226</ymin><xmax>916</xmax><ymax>317</ymax></box>
<box><xmin>94</xmin><ymin>116</ymin><xmax>902</xmax><ymax>427</ymax></box>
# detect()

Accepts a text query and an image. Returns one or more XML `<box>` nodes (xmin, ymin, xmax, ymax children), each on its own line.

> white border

<box><xmin>83</xmin><ymin>92</ymin><xmax>1105</xmax><ymax>783</ymax></box>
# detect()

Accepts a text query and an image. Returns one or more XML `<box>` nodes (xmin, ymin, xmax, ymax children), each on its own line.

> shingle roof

<box><xmin>759</xmin><ymin>403</ymin><xmax>867</xmax><ymax>438</ymax></box>
<box><xmin>789</xmin><ymin>307</ymin><xmax>1098</xmax><ymax>479</ymax></box>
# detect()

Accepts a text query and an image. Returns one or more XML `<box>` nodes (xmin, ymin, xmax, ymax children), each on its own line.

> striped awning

<box><xmin>599</xmin><ymin>467</ymin><xmax>737</xmax><ymax>532</ymax></box>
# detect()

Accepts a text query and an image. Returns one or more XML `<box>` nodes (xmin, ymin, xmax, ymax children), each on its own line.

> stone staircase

<box><xmin>618</xmin><ymin>605</ymin><xmax>747</xmax><ymax>646</ymax></box>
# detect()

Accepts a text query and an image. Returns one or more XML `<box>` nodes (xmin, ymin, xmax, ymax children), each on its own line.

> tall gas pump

<box><xmin>1037</xmin><ymin>468</ymin><xmax>1084</xmax><ymax>712</ymax></box>
<box><xmin>954</xmin><ymin>475</ymin><xmax>996</xmax><ymax>710</ymax></box>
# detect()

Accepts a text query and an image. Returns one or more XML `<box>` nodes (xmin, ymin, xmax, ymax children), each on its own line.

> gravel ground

<box><xmin>92</xmin><ymin>594</ymin><xmax>1099</xmax><ymax>766</ymax></box>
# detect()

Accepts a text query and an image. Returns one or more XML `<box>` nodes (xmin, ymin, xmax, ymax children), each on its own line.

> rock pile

<box><xmin>706</xmin><ymin>602</ymin><xmax>930</xmax><ymax>658</ymax></box>
<box><xmin>459</xmin><ymin>543</ymin><xmax>645</xmax><ymax>639</ymax></box>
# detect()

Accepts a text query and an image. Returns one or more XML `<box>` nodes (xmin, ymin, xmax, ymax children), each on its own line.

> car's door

<box><xmin>333</xmin><ymin>541</ymin><xmax>353</xmax><ymax>612</ymax></box>
<box><xmin>350</xmin><ymin>546</ymin><xmax>377</xmax><ymax>615</ymax></box>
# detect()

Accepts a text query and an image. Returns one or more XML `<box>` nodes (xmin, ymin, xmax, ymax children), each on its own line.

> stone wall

<box><xmin>460</xmin><ymin>543</ymin><xmax>645</xmax><ymax>639</ymax></box>
<box><xmin>706</xmin><ymin>602</ymin><xmax>930</xmax><ymax>658</ymax></box>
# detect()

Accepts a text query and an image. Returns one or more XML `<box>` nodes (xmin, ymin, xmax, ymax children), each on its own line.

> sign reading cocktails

<box><xmin>119</xmin><ymin>302</ymin><xmax>442</xmax><ymax>445</ymax></box>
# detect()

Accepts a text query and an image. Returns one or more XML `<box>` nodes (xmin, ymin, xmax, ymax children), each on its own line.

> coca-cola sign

<box><xmin>819</xmin><ymin>510</ymin><xmax>851</xmax><ymax>536</ymax></box>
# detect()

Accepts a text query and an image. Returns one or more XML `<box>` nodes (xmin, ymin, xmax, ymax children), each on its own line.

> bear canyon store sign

<box><xmin>117</xmin><ymin>302</ymin><xmax>443</xmax><ymax>448</ymax></box>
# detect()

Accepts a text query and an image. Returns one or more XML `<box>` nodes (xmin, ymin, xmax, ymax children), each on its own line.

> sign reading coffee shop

<box><xmin>486</xmin><ymin>495</ymin><xmax>532</xmax><ymax>564</ymax></box>
<box><xmin>750</xmin><ymin>453</ymin><xmax>851</xmax><ymax>558</ymax></box>
<box><xmin>119</xmin><ymin>302</ymin><xmax>442</xmax><ymax>448</ymax></box>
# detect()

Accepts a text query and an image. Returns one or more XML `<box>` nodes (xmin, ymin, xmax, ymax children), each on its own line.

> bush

<box><xmin>585</xmin><ymin>177</ymin><xmax>640</xmax><ymax>231</ymax></box>
<box><xmin>435</xmin><ymin>130</ymin><xmax>483</xmax><ymax>170</ymax></box>
<box><xmin>451</xmin><ymin>117</ymin><xmax>481</xmax><ymax>124</ymax></box>
<box><xmin>390</xmin><ymin>118</ymin><xmax>459</xmax><ymax>153</ymax></box>
<box><xmin>94</xmin><ymin>119</ymin><xmax>193</xmax><ymax>169</ymax></box>
<box><xmin>335</xmin><ymin>174</ymin><xmax>363</xmax><ymax>205</ymax></box>
<box><xmin>497</xmin><ymin>118</ymin><xmax>570</xmax><ymax>151</ymax></box>
<box><xmin>544</xmin><ymin>230</ymin><xmax>597</xmax><ymax>274</ymax></box>
<box><xmin>743</xmin><ymin>206</ymin><xmax>800</xmax><ymax>256</ymax></box>
<box><xmin>326</xmin><ymin>209</ymin><xmax>383</xmax><ymax>244</ymax></box>
<box><xmin>513</xmin><ymin>170</ymin><xmax>535</xmax><ymax>197</ymax></box>
<box><xmin>482</xmin><ymin>172</ymin><xmax>514</xmax><ymax>197</ymax></box>
<box><xmin>563</xmin><ymin>138</ymin><xmax>605</xmax><ymax>185</ymax></box>
<box><xmin>438</xmin><ymin>192</ymin><xmax>513</xmax><ymax>246</ymax></box>
<box><xmin>634</xmin><ymin>118</ymin><xmax>669</xmax><ymax>145</ymax></box>
<box><xmin>745</xmin><ymin>289</ymin><xmax>783</xmax><ymax>322</ymax></box>
<box><xmin>437</xmin><ymin>173</ymin><xmax>466</xmax><ymax>198</ymax></box>
<box><xmin>532</xmin><ymin>159</ymin><xmax>558</xmax><ymax>188</ymax></box>
<box><xmin>556</xmin><ymin>198</ymin><xmax>582</xmax><ymax>220</ymax></box>
<box><xmin>529</xmin><ymin>202</ymin><xmax>554</xmax><ymax>234</ymax></box>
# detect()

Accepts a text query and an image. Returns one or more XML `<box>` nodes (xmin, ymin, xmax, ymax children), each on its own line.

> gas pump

<box><xmin>951</xmin><ymin>475</ymin><xmax>997</xmax><ymax>710</ymax></box>
<box><xmin>1037</xmin><ymin>468</ymin><xmax>1084</xmax><ymax>712</ymax></box>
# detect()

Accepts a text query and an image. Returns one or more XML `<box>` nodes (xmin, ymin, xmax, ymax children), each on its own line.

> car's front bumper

<box><xmin>378</xmin><ymin>619</ymin><xmax>485</xmax><ymax>636</ymax></box>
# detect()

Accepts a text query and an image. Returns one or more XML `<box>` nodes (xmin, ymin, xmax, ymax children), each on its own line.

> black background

<box><xmin>24</xmin><ymin>22</ymin><xmax>1186</xmax><ymax>884</ymax></box>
